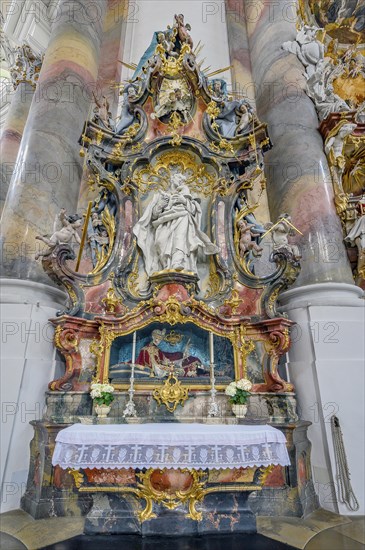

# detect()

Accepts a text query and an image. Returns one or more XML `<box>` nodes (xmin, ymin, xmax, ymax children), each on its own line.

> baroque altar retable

<box><xmin>22</xmin><ymin>14</ymin><xmax>319</xmax><ymax>534</ymax></box>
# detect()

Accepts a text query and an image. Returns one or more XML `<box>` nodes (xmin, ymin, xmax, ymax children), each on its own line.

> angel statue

<box><xmin>237</xmin><ymin>219</ymin><xmax>263</xmax><ymax>257</ymax></box>
<box><xmin>174</xmin><ymin>13</ymin><xmax>193</xmax><ymax>50</ymax></box>
<box><xmin>35</xmin><ymin>208</ymin><xmax>83</xmax><ymax>259</ymax></box>
<box><xmin>265</xmin><ymin>213</ymin><xmax>301</xmax><ymax>261</ymax></box>
<box><xmin>133</xmin><ymin>173</ymin><xmax>219</xmax><ymax>277</ymax></box>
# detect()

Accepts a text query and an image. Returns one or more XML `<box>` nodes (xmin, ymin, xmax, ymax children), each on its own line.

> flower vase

<box><xmin>232</xmin><ymin>404</ymin><xmax>248</xmax><ymax>418</ymax></box>
<box><xmin>95</xmin><ymin>404</ymin><xmax>111</xmax><ymax>418</ymax></box>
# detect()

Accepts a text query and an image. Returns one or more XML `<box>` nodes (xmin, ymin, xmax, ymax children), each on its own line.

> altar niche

<box><xmin>108</xmin><ymin>323</ymin><xmax>234</xmax><ymax>389</ymax></box>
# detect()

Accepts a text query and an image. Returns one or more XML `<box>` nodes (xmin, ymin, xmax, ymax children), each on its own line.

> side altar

<box><xmin>22</xmin><ymin>15</ymin><xmax>319</xmax><ymax>534</ymax></box>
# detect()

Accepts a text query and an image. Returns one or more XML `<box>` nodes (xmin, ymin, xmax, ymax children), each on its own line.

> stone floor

<box><xmin>0</xmin><ymin>509</ymin><xmax>364</xmax><ymax>550</ymax></box>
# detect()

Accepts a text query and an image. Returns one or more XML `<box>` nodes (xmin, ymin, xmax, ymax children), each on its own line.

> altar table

<box><xmin>52</xmin><ymin>423</ymin><xmax>290</xmax><ymax>470</ymax></box>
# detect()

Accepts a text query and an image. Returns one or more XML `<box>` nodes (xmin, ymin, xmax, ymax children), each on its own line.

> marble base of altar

<box><xmin>50</xmin><ymin>423</ymin><xmax>286</xmax><ymax>536</ymax></box>
<box><xmin>43</xmin><ymin>390</ymin><xmax>298</xmax><ymax>424</ymax></box>
<box><xmin>21</xmin><ymin>420</ymin><xmax>318</xmax><ymax>524</ymax></box>
<box><xmin>84</xmin><ymin>491</ymin><xmax>256</xmax><ymax>536</ymax></box>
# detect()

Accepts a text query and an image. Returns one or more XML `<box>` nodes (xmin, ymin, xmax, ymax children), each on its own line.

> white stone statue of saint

<box><xmin>133</xmin><ymin>173</ymin><xmax>219</xmax><ymax>276</ymax></box>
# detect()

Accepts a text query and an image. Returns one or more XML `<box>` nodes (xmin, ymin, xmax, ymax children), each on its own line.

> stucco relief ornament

<box><xmin>133</xmin><ymin>173</ymin><xmax>219</xmax><ymax>278</ymax></box>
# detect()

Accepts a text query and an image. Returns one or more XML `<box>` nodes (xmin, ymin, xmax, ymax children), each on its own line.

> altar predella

<box><xmin>22</xmin><ymin>15</ymin><xmax>319</xmax><ymax>534</ymax></box>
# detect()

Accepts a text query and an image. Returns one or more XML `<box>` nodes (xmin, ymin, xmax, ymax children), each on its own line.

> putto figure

<box><xmin>35</xmin><ymin>208</ymin><xmax>82</xmax><ymax>259</ymax></box>
<box><xmin>133</xmin><ymin>173</ymin><xmax>219</xmax><ymax>276</ymax></box>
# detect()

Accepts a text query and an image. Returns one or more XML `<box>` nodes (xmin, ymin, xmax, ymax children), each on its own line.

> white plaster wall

<box><xmin>280</xmin><ymin>284</ymin><xmax>365</xmax><ymax>515</ymax></box>
<box><xmin>121</xmin><ymin>0</ymin><xmax>231</xmax><ymax>86</ymax></box>
<box><xmin>0</xmin><ymin>280</ymin><xmax>66</xmax><ymax>513</ymax></box>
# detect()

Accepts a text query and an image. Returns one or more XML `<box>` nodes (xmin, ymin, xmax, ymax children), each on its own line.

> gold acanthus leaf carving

<box><xmin>101</xmin><ymin>287</ymin><xmax>124</xmax><ymax>313</ymax></box>
<box><xmin>136</xmin><ymin>468</ymin><xmax>206</xmax><ymax>521</ymax></box>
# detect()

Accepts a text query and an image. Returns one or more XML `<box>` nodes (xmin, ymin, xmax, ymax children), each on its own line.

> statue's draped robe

<box><xmin>133</xmin><ymin>188</ymin><xmax>218</xmax><ymax>275</ymax></box>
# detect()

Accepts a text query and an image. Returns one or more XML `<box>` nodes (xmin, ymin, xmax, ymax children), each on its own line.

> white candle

<box><xmin>210</xmin><ymin>361</ymin><xmax>214</xmax><ymax>383</ymax></box>
<box><xmin>131</xmin><ymin>331</ymin><xmax>136</xmax><ymax>365</ymax></box>
<box><xmin>209</xmin><ymin>332</ymin><xmax>214</xmax><ymax>365</ymax></box>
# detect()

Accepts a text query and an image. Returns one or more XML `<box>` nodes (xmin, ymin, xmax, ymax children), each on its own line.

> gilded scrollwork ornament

<box><xmin>152</xmin><ymin>372</ymin><xmax>189</xmax><ymax>412</ymax></box>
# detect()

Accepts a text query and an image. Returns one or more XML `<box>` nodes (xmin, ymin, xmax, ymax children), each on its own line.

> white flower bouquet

<box><xmin>225</xmin><ymin>378</ymin><xmax>252</xmax><ymax>405</ymax></box>
<box><xmin>90</xmin><ymin>382</ymin><xmax>115</xmax><ymax>406</ymax></box>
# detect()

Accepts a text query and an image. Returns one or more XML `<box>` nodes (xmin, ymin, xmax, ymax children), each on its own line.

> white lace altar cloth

<box><xmin>52</xmin><ymin>423</ymin><xmax>290</xmax><ymax>470</ymax></box>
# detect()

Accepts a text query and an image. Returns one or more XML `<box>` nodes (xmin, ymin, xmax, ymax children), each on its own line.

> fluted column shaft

<box><xmin>246</xmin><ymin>0</ymin><xmax>353</xmax><ymax>286</ymax></box>
<box><xmin>1</xmin><ymin>0</ymin><xmax>107</xmax><ymax>284</ymax></box>
<box><xmin>0</xmin><ymin>82</ymin><xmax>34</xmax><ymax>216</ymax></box>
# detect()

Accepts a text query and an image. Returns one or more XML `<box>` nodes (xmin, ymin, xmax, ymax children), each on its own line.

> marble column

<box><xmin>245</xmin><ymin>0</ymin><xmax>354</xmax><ymax>286</ymax></box>
<box><xmin>78</xmin><ymin>0</ymin><xmax>129</xmax><ymax>211</ymax></box>
<box><xmin>225</xmin><ymin>0</ymin><xmax>254</xmax><ymax>103</ymax></box>
<box><xmin>97</xmin><ymin>0</ymin><xmax>129</xmax><ymax>116</ymax></box>
<box><xmin>1</xmin><ymin>0</ymin><xmax>107</xmax><ymax>284</ymax></box>
<box><xmin>0</xmin><ymin>84</ymin><xmax>34</xmax><ymax>217</ymax></box>
<box><xmin>0</xmin><ymin>45</ymin><xmax>42</xmax><ymax>216</ymax></box>
<box><xmin>0</xmin><ymin>0</ymin><xmax>107</xmax><ymax>514</ymax></box>
<box><xmin>246</xmin><ymin>0</ymin><xmax>364</xmax><ymax>514</ymax></box>
<box><xmin>225</xmin><ymin>0</ymin><xmax>270</xmax><ymax>224</ymax></box>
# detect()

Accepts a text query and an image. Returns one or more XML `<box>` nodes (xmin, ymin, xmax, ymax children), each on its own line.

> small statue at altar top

<box><xmin>266</xmin><ymin>214</ymin><xmax>301</xmax><ymax>261</ymax></box>
<box><xmin>214</xmin><ymin>98</ymin><xmax>254</xmax><ymax>138</ymax></box>
<box><xmin>133</xmin><ymin>172</ymin><xmax>219</xmax><ymax>277</ymax></box>
<box><xmin>116</xmin><ymin>85</ymin><xmax>139</xmax><ymax>135</ymax></box>
<box><xmin>156</xmin><ymin>31</ymin><xmax>178</xmax><ymax>58</ymax></box>
<box><xmin>235</xmin><ymin>101</ymin><xmax>254</xmax><ymax>136</ymax></box>
<box><xmin>35</xmin><ymin>208</ymin><xmax>82</xmax><ymax>259</ymax></box>
<box><xmin>174</xmin><ymin>13</ymin><xmax>193</xmax><ymax>50</ymax></box>
<box><xmin>209</xmin><ymin>79</ymin><xmax>228</xmax><ymax>102</ymax></box>
<box><xmin>237</xmin><ymin>219</ymin><xmax>263</xmax><ymax>257</ymax></box>
<box><xmin>151</xmin><ymin>87</ymin><xmax>191</xmax><ymax>122</ymax></box>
